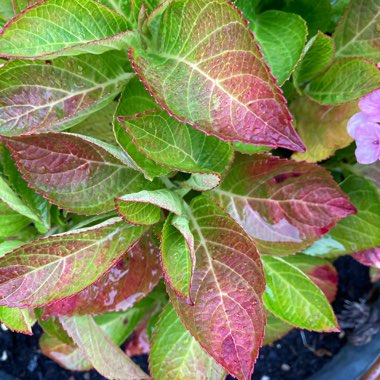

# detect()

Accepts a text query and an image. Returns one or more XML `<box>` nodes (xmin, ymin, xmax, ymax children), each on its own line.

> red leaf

<box><xmin>352</xmin><ymin>247</ymin><xmax>380</xmax><ymax>268</ymax></box>
<box><xmin>125</xmin><ymin>321</ymin><xmax>150</xmax><ymax>357</ymax></box>
<box><xmin>1</xmin><ymin>132</ymin><xmax>154</xmax><ymax>214</ymax></box>
<box><xmin>43</xmin><ymin>234</ymin><xmax>162</xmax><ymax>317</ymax></box>
<box><xmin>168</xmin><ymin>195</ymin><xmax>266</xmax><ymax>380</ymax></box>
<box><xmin>130</xmin><ymin>0</ymin><xmax>305</xmax><ymax>151</ymax></box>
<box><xmin>0</xmin><ymin>218</ymin><xmax>147</xmax><ymax>308</ymax></box>
<box><xmin>214</xmin><ymin>154</ymin><xmax>356</xmax><ymax>255</ymax></box>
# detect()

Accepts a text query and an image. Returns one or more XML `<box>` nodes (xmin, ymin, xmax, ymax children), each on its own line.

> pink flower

<box><xmin>347</xmin><ymin>88</ymin><xmax>380</xmax><ymax>165</ymax></box>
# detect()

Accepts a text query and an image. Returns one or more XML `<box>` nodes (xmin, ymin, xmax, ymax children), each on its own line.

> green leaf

<box><xmin>131</xmin><ymin>0</ymin><xmax>305</xmax><ymax>152</ymax></box>
<box><xmin>1</xmin><ymin>146</ymin><xmax>51</xmax><ymax>232</ymax></box>
<box><xmin>293</xmin><ymin>32</ymin><xmax>335</xmax><ymax>88</ymax></box>
<box><xmin>284</xmin><ymin>0</ymin><xmax>332</xmax><ymax>36</ymax></box>
<box><xmin>0</xmin><ymin>201</ymin><xmax>30</xmax><ymax>238</ymax></box>
<box><xmin>60</xmin><ymin>315</ymin><xmax>149</xmax><ymax>379</ymax></box>
<box><xmin>130</xmin><ymin>0</ymin><xmax>163</xmax><ymax>21</ymax></box>
<box><xmin>40</xmin><ymin>333</ymin><xmax>92</xmax><ymax>371</ymax></box>
<box><xmin>69</xmin><ymin>101</ymin><xmax>118</xmax><ymax>145</ymax></box>
<box><xmin>35</xmin><ymin>309</ymin><xmax>73</xmax><ymax>345</ymax></box>
<box><xmin>252</xmin><ymin>10</ymin><xmax>308</xmax><ymax>85</ymax></box>
<box><xmin>262</xmin><ymin>255</ymin><xmax>338</xmax><ymax>331</ymax></box>
<box><xmin>116</xmin><ymin>189</ymin><xmax>183</xmax><ymax>225</ymax></box>
<box><xmin>93</xmin><ymin>294</ymin><xmax>161</xmax><ymax>346</ymax></box>
<box><xmin>150</xmin><ymin>303</ymin><xmax>226</xmax><ymax>380</ymax></box>
<box><xmin>0</xmin><ymin>218</ymin><xmax>147</xmax><ymax>308</ymax></box>
<box><xmin>329</xmin><ymin>0</ymin><xmax>350</xmax><ymax>32</ymax></box>
<box><xmin>234</xmin><ymin>142</ymin><xmax>271</xmax><ymax>155</ymax></box>
<box><xmin>283</xmin><ymin>254</ymin><xmax>338</xmax><ymax>302</ymax></box>
<box><xmin>263</xmin><ymin>311</ymin><xmax>292</xmax><ymax>345</ymax></box>
<box><xmin>118</xmin><ymin>110</ymin><xmax>234</xmax><ymax>179</ymax></box>
<box><xmin>291</xmin><ymin>97</ymin><xmax>357</xmax><ymax>162</ymax></box>
<box><xmin>305</xmin><ymin>175</ymin><xmax>380</xmax><ymax>257</ymax></box>
<box><xmin>334</xmin><ymin>0</ymin><xmax>380</xmax><ymax>61</ymax></box>
<box><xmin>168</xmin><ymin>195</ymin><xmax>266</xmax><ymax>380</ymax></box>
<box><xmin>0</xmin><ymin>175</ymin><xmax>47</xmax><ymax>232</ymax></box>
<box><xmin>0</xmin><ymin>306</ymin><xmax>35</xmax><ymax>334</ymax></box>
<box><xmin>178</xmin><ymin>173</ymin><xmax>221</xmax><ymax>192</ymax></box>
<box><xmin>0</xmin><ymin>52</ymin><xmax>132</xmax><ymax>135</ymax></box>
<box><xmin>0</xmin><ymin>1</ymin><xmax>14</xmax><ymax>20</ymax></box>
<box><xmin>161</xmin><ymin>215</ymin><xmax>194</xmax><ymax>301</ymax></box>
<box><xmin>114</xmin><ymin>76</ymin><xmax>172</xmax><ymax>179</ymax></box>
<box><xmin>97</xmin><ymin>0</ymin><xmax>132</xmax><ymax>18</ymax></box>
<box><xmin>0</xmin><ymin>0</ymin><xmax>137</xmax><ymax>58</ymax></box>
<box><xmin>2</xmin><ymin>133</ymin><xmax>157</xmax><ymax>215</ymax></box>
<box><xmin>305</xmin><ymin>58</ymin><xmax>380</xmax><ymax>104</ymax></box>
<box><xmin>0</xmin><ymin>240</ymin><xmax>24</xmax><ymax>258</ymax></box>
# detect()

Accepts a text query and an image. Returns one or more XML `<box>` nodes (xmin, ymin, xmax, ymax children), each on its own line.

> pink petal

<box><xmin>354</xmin><ymin>122</ymin><xmax>380</xmax><ymax>142</ymax></box>
<box><xmin>355</xmin><ymin>140</ymin><xmax>380</xmax><ymax>165</ymax></box>
<box><xmin>347</xmin><ymin>112</ymin><xmax>368</xmax><ymax>138</ymax></box>
<box><xmin>359</xmin><ymin>89</ymin><xmax>380</xmax><ymax>122</ymax></box>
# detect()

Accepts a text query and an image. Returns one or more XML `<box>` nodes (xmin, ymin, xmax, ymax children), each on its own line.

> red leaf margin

<box><xmin>128</xmin><ymin>1</ymin><xmax>306</xmax><ymax>152</ymax></box>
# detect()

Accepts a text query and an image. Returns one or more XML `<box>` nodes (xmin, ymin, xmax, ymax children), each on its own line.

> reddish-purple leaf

<box><xmin>168</xmin><ymin>195</ymin><xmax>266</xmax><ymax>380</ymax></box>
<box><xmin>213</xmin><ymin>154</ymin><xmax>356</xmax><ymax>256</ymax></box>
<box><xmin>0</xmin><ymin>218</ymin><xmax>147</xmax><ymax>308</ymax></box>
<box><xmin>0</xmin><ymin>54</ymin><xmax>132</xmax><ymax>135</ymax></box>
<box><xmin>130</xmin><ymin>0</ymin><xmax>305</xmax><ymax>151</ymax></box>
<box><xmin>352</xmin><ymin>247</ymin><xmax>380</xmax><ymax>268</ymax></box>
<box><xmin>1</xmin><ymin>133</ymin><xmax>156</xmax><ymax>214</ymax></box>
<box><xmin>43</xmin><ymin>234</ymin><xmax>162</xmax><ymax>317</ymax></box>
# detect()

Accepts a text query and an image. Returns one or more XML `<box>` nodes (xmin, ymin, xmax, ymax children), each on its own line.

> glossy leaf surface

<box><xmin>61</xmin><ymin>315</ymin><xmax>149</xmax><ymax>379</ymax></box>
<box><xmin>150</xmin><ymin>303</ymin><xmax>226</xmax><ymax>380</ymax></box>
<box><xmin>252</xmin><ymin>10</ymin><xmax>308</xmax><ymax>84</ymax></box>
<box><xmin>334</xmin><ymin>0</ymin><xmax>380</xmax><ymax>61</ymax></box>
<box><xmin>294</xmin><ymin>32</ymin><xmax>335</xmax><ymax>88</ymax></box>
<box><xmin>291</xmin><ymin>97</ymin><xmax>357</xmax><ymax>162</ymax></box>
<box><xmin>0</xmin><ymin>53</ymin><xmax>132</xmax><ymax>135</ymax></box>
<box><xmin>305</xmin><ymin>58</ymin><xmax>380</xmax><ymax>104</ymax></box>
<box><xmin>213</xmin><ymin>154</ymin><xmax>356</xmax><ymax>256</ymax></box>
<box><xmin>161</xmin><ymin>215</ymin><xmax>194</xmax><ymax>302</ymax></box>
<box><xmin>42</xmin><ymin>233</ymin><xmax>161</xmax><ymax>317</ymax></box>
<box><xmin>305</xmin><ymin>175</ymin><xmax>380</xmax><ymax>257</ymax></box>
<box><xmin>118</xmin><ymin>110</ymin><xmax>234</xmax><ymax>177</ymax></box>
<box><xmin>169</xmin><ymin>196</ymin><xmax>266</xmax><ymax>380</ymax></box>
<box><xmin>130</xmin><ymin>0</ymin><xmax>305</xmax><ymax>151</ymax></box>
<box><xmin>0</xmin><ymin>306</ymin><xmax>34</xmax><ymax>334</ymax></box>
<box><xmin>0</xmin><ymin>218</ymin><xmax>147</xmax><ymax>308</ymax></box>
<box><xmin>2</xmin><ymin>133</ymin><xmax>153</xmax><ymax>214</ymax></box>
<box><xmin>262</xmin><ymin>255</ymin><xmax>338</xmax><ymax>331</ymax></box>
<box><xmin>0</xmin><ymin>0</ymin><xmax>136</xmax><ymax>58</ymax></box>
<box><xmin>116</xmin><ymin>189</ymin><xmax>183</xmax><ymax>225</ymax></box>
<box><xmin>283</xmin><ymin>255</ymin><xmax>338</xmax><ymax>303</ymax></box>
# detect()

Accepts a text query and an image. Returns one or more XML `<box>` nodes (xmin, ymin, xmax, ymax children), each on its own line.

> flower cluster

<box><xmin>347</xmin><ymin>89</ymin><xmax>380</xmax><ymax>164</ymax></box>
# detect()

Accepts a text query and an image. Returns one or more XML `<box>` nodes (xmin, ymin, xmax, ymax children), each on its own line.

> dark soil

<box><xmin>0</xmin><ymin>256</ymin><xmax>374</xmax><ymax>380</ymax></box>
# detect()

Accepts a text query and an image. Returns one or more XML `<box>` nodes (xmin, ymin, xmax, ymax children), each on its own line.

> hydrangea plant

<box><xmin>0</xmin><ymin>0</ymin><xmax>379</xmax><ymax>379</ymax></box>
